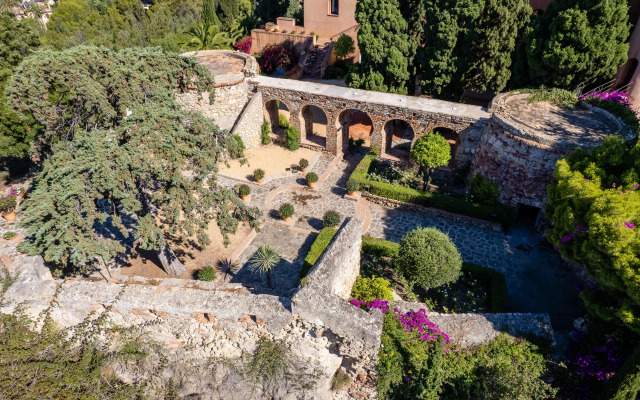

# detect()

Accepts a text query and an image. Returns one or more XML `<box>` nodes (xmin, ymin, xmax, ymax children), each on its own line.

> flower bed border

<box><xmin>301</xmin><ymin>228</ymin><xmax>506</xmax><ymax>312</ymax></box>
<box><xmin>349</xmin><ymin>154</ymin><xmax>516</xmax><ymax>230</ymax></box>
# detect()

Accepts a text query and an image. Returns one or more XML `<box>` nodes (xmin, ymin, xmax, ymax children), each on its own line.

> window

<box><xmin>330</xmin><ymin>0</ymin><xmax>338</xmax><ymax>15</ymax></box>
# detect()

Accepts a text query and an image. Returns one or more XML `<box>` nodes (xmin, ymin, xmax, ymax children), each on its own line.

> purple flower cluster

<box><xmin>574</xmin><ymin>335</ymin><xmax>623</xmax><ymax>382</ymax></box>
<box><xmin>349</xmin><ymin>299</ymin><xmax>449</xmax><ymax>343</ymax></box>
<box><xmin>575</xmin><ymin>225</ymin><xmax>589</xmax><ymax>232</ymax></box>
<box><xmin>258</xmin><ymin>44</ymin><xmax>293</xmax><ymax>74</ymax></box>
<box><xmin>234</xmin><ymin>36</ymin><xmax>252</xmax><ymax>54</ymax></box>
<box><xmin>561</xmin><ymin>233</ymin><xmax>576</xmax><ymax>244</ymax></box>
<box><xmin>579</xmin><ymin>90</ymin><xmax>632</xmax><ymax>110</ymax></box>
<box><xmin>624</xmin><ymin>222</ymin><xmax>635</xmax><ymax>230</ymax></box>
<box><xmin>8</xmin><ymin>186</ymin><xmax>18</xmax><ymax>196</ymax></box>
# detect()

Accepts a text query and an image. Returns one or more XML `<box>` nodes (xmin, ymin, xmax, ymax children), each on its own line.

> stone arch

<box><xmin>335</xmin><ymin>109</ymin><xmax>374</xmax><ymax>154</ymax></box>
<box><xmin>264</xmin><ymin>98</ymin><xmax>291</xmax><ymax>137</ymax></box>
<box><xmin>432</xmin><ymin>127</ymin><xmax>461</xmax><ymax>168</ymax></box>
<box><xmin>383</xmin><ymin>119</ymin><xmax>415</xmax><ymax>160</ymax></box>
<box><xmin>300</xmin><ymin>104</ymin><xmax>328</xmax><ymax>148</ymax></box>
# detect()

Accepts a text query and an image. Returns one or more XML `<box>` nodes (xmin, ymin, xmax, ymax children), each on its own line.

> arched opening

<box><xmin>300</xmin><ymin>104</ymin><xmax>328</xmax><ymax>148</ymax></box>
<box><xmin>432</xmin><ymin>127</ymin><xmax>461</xmax><ymax>168</ymax></box>
<box><xmin>336</xmin><ymin>109</ymin><xmax>373</xmax><ymax>154</ymax></box>
<box><xmin>264</xmin><ymin>99</ymin><xmax>290</xmax><ymax>138</ymax></box>
<box><xmin>384</xmin><ymin>119</ymin><xmax>414</xmax><ymax>161</ymax></box>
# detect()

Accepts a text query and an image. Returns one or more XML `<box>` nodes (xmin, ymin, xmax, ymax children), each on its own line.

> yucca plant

<box><xmin>249</xmin><ymin>245</ymin><xmax>280</xmax><ymax>289</ymax></box>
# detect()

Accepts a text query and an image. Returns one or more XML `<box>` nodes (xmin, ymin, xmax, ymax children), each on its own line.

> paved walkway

<box><xmin>221</xmin><ymin>149</ymin><xmax>583</xmax><ymax>337</ymax></box>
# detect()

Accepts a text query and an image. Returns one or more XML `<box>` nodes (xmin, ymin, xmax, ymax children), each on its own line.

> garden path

<box><xmin>221</xmin><ymin>149</ymin><xmax>583</xmax><ymax>342</ymax></box>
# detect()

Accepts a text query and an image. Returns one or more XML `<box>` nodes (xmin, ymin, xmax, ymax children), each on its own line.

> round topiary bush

<box><xmin>278</xmin><ymin>203</ymin><xmax>294</xmax><ymax>219</ymax></box>
<box><xmin>238</xmin><ymin>184</ymin><xmax>250</xmax><ymax>197</ymax></box>
<box><xmin>394</xmin><ymin>227</ymin><xmax>462</xmax><ymax>289</ymax></box>
<box><xmin>350</xmin><ymin>276</ymin><xmax>394</xmax><ymax>302</ymax></box>
<box><xmin>197</xmin><ymin>266</ymin><xmax>216</xmax><ymax>281</ymax></box>
<box><xmin>306</xmin><ymin>172</ymin><xmax>318</xmax><ymax>183</ymax></box>
<box><xmin>322</xmin><ymin>210</ymin><xmax>341</xmax><ymax>228</ymax></box>
<box><xmin>253</xmin><ymin>168</ymin><xmax>265</xmax><ymax>181</ymax></box>
<box><xmin>299</xmin><ymin>158</ymin><xmax>309</xmax><ymax>170</ymax></box>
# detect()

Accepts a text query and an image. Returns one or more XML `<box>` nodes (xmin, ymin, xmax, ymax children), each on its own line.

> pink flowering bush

<box><xmin>234</xmin><ymin>36</ymin><xmax>252</xmax><ymax>54</ymax></box>
<box><xmin>258</xmin><ymin>44</ymin><xmax>294</xmax><ymax>74</ymax></box>
<box><xmin>579</xmin><ymin>90</ymin><xmax>632</xmax><ymax>110</ymax></box>
<box><xmin>579</xmin><ymin>90</ymin><xmax>639</xmax><ymax>132</ymax></box>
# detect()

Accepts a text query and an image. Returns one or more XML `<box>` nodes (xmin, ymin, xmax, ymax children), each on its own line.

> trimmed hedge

<box><xmin>350</xmin><ymin>154</ymin><xmax>516</xmax><ymax>229</ymax></box>
<box><xmin>300</xmin><ymin>228</ymin><xmax>507</xmax><ymax>313</ymax></box>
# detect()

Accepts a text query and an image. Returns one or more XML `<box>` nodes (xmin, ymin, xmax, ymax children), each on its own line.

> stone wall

<box><xmin>231</xmin><ymin>92</ymin><xmax>263</xmax><ymax>150</ymax></box>
<box><xmin>250</xmin><ymin>29</ymin><xmax>315</xmax><ymax>59</ymax></box>
<box><xmin>470</xmin><ymin>116</ymin><xmax>568</xmax><ymax>208</ymax></box>
<box><xmin>293</xmin><ymin>218</ymin><xmax>384</xmax><ymax>351</ymax></box>
<box><xmin>251</xmin><ymin>76</ymin><xmax>489</xmax><ymax>164</ymax></box>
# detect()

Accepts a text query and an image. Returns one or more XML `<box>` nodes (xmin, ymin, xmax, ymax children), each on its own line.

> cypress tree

<box><xmin>346</xmin><ymin>0</ymin><xmax>412</xmax><ymax>94</ymax></box>
<box><xmin>524</xmin><ymin>0</ymin><xmax>630</xmax><ymax>88</ymax></box>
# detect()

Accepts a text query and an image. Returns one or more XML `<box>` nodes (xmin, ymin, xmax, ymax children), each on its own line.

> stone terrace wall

<box><xmin>293</xmin><ymin>218</ymin><xmax>384</xmax><ymax>351</ymax></box>
<box><xmin>231</xmin><ymin>92</ymin><xmax>263</xmax><ymax>150</ymax></box>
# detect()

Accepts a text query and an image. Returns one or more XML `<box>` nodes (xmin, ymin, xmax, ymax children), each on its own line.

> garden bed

<box><xmin>348</xmin><ymin>154</ymin><xmax>517</xmax><ymax>229</ymax></box>
<box><xmin>301</xmin><ymin>228</ymin><xmax>506</xmax><ymax>313</ymax></box>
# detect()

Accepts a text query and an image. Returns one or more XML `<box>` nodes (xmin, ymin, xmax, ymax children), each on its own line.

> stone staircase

<box><xmin>302</xmin><ymin>42</ymin><xmax>331</xmax><ymax>79</ymax></box>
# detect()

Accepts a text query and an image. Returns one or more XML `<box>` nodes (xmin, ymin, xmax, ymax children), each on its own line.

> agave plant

<box><xmin>249</xmin><ymin>245</ymin><xmax>280</xmax><ymax>289</ymax></box>
<box><xmin>181</xmin><ymin>22</ymin><xmax>233</xmax><ymax>51</ymax></box>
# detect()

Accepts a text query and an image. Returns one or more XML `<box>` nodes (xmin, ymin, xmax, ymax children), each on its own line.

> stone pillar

<box><xmin>326</xmin><ymin>112</ymin><xmax>341</xmax><ymax>155</ymax></box>
<box><xmin>289</xmin><ymin>106</ymin><xmax>302</xmax><ymax>140</ymax></box>
<box><xmin>370</xmin><ymin>120</ymin><xmax>385</xmax><ymax>154</ymax></box>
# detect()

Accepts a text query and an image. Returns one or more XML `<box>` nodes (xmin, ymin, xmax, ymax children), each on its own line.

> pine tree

<box><xmin>524</xmin><ymin>0</ymin><xmax>630</xmax><ymax>88</ymax></box>
<box><xmin>463</xmin><ymin>0</ymin><xmax>531</xmax><ymax>93</ymax></box>
<box><xmin>346</xmin><ymin>0</ymin><xmax>412</xmax><ymax>94</ymax></box>
<box><xmin>11</xmin><ymin>46</ymin><xmax>260</xmax><ymax>276</ymax></box>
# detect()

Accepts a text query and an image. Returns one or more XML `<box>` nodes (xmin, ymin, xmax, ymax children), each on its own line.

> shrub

<box><xmin>322</xmin><ymin>210</ymin><xmax>341</xmax><ymax>228</ymax></box>
<box><xmin>238</xmin><ymin>184</ymin><xmax>251</xmax><ymax>197</ymax></box>
<box><xmin>261</xmin><ymin>121</ymin><xmax>272</xmax><ymax>145</ymax></box>
<box><xmin>197</xmin><ymin>266</ymin><xmax>216</xmax><ymax>281</ymax></box>
<box><xmin>0</xmin><ymin>195</ymin><xmax>16</xmax><ymax>212</ymax></box>
<box><xmin>278</xmin><ymin>203</ymin><xmax>294</xmax><ymax>219</ymax></box>
<box><xmin>346</xmin><ymin>179</ymin><xmax>361</xmax><ymax>192</ymax></box>
<box><xmin>284</xmin><ymin>126</ymin><xmax>300</xmax><ymax>150</ymax></box>
<box><xmin>334</xmin><ymin>34</ymin><xmax>356</xmax><ymax>59</ymax></box>
<box><xmin>225</xmin><ymin>135</ymin><xmax>245</xmax><ymax>158</ymax></box>
<box><xmin>306</xmin><ymin>172</ymin><xmax>318</xmax><ymax>183</ymax></box>
<box><xmin>350</xmin><ymin>276</ymin><xmax>394</xmax><ymax>302</ymax></box>
<box><xmin>299</xmin><ymin>158</ymin><xmax>309</xmax><ymax>169</ymax></box>
<box><xmin>519</xmin><ymin>87</ymin><xmax>578</xmax><ymax>108</ymax></box>
<box><xmin>349</xmin><ymin>154</ymin><xmax>516</xmax><ymax>228</ymax></box>
<box><xmin>331</xmin><ymin>368</ymin><xmax>351</xmax><ymax>391</ymax></box>
<box><xmin>253</xmin><ymin>168</ymin><xmax>265</xmax><ymax>181</ymax></box>
<box><xmin>2</xmin><ymin>231</ymin><xmax>16</xmax><ymax>239</ymax></box>
<box><xmin>258</xmin><ymin>43</ymin><xmax>294</xmax><ymax>74</ymax></box>
<box><xmin>470</xmin><ymin>174</ymin><xmax>500</xmax><ymax>205</ymax></box>
<box><xmin>243</xmin><ymin>337</ymin><xmax>290</xmax><ymax>388</ymax></box>
<box><xmin>394</xmin><ymin>227</ymin><xmax>462</xmax><ymax>289</ymax></box>
<box><xmin>234</xmin><ymin>36</ymin><xmax>252</xmax><ymax>53</ymax></box>
<box><xmin>278</xmin><ymin>113</ymin><xmax>289</xmax><ymax>128</ymax></box>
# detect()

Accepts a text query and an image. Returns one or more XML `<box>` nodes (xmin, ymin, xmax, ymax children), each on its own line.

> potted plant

<box><xmin>9</xmin><ymin>186</ymin><xmax>25</xmax><ymax>201</ymax></box>
<box><xmin>238</xmin><ymin>184</ymin><xmax>251</xmax><ymax>201</ymax></box>
<box><xmin>2</xmin><ymin>231</ymin><xmax>16</xmax><ymax>240</ymax></box>
<box><xmin>278</xmin><ymin>203</ymin><xmax>294</xmax><ymax>221</ymax></box>
<box><xmin>254</xmin><ymin>168</ymin><xmax>266</xmax><ymax>183</ymax></box>
<box><xmin>299</xmin><ymin>158</ymin><xmax>309</xmax><ymax>172</ymax></box>
<box><xmin>323</xmin><ymin>210</ymin><xmax>341</xmax><ymax>228</ymax></box>
<box><xmin>0</xmin><ymin>195</ymin><xmax>16</xmax><ymax>221</ymax></box>
<box><xmin>346</xmin><ymin>179</ymin><xmax>362</xmax><ymax>196</ymax></box>
<box><xmin>306</xmin><ymin>172</ymin><xmax>318</xmax><ymax>188</ymax></box>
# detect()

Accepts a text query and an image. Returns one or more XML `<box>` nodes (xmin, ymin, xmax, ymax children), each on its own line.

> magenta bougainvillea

<box><xmin>579</xmin><ymin>90</ymin><xmax>632</xmax><ymax>110</ymax></box>
<box><xmin>258</xmin><ymin>43</ymin><xmax>293</xmax><ymax>74</ymax></box>
<box><xmin>234</xmin><ymin>36</ymin><xmax>252</xmax><ymax>54</ymax></box>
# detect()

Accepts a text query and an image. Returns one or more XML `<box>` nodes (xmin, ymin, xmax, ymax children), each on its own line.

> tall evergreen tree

<box><xmin>346</xmin><ymin>0</ymin><xmax>412</xmax><ymax>94</ymax></box>
<box><xmin>463</xmin><ymin>0</ymin><xmax>531</xmax><ymax>93</ymax></box>
<box><xmin>9</xmin><ymin>46</ymin><xmax>260</xmax><ymax>276</ymax></box>
<box><xmin>418</xmin><ymin>0</ymin><xmax>484</xmax><ymax>100</ymax></box>
<box><xmin>524</xmin><ymin>0</ymin><xmax>630</xmax><ymax>88</ymax></box>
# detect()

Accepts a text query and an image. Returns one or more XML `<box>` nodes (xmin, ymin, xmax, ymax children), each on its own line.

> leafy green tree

<box><xmin>334</xmin><ymin>34</ymin><xmax>355</xmax><ymax>60</ymax></box>
<box><xmin>394</xmin><ymin>227</ymin><xmax>462</xmax><ymax>290</ymax></box>
<box><xmin>524</xmin><ymin>0</ymin><xmax>630</xmax><ymax>88</ymax></box>
<box><xmin>546</xmin><ymin>136</ymin><xmax>640</xmax><ymax>333</ymax></box>
<box><xmin>0</xmin><ymin>14</ymin><xmax>40</xmax><ymax>159</ymax></box>
<box><xmin>463</xmin><ymin>0</ymin><xmax>531</xmax><ymax>93</ymax></box>
<box><xmin>346</xmin><ymin>0</ymin><xmax>412</xmax><ymax>94</ymax></box>
<box><xmin>410</xmin><ymin>133</ymin><xmax>452</xmax><ymax>190</ymax></box>
<box><xmin>10</xmin><ymin>46</ymin><xmax>260</xmax><ymax>276</ymax></box>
